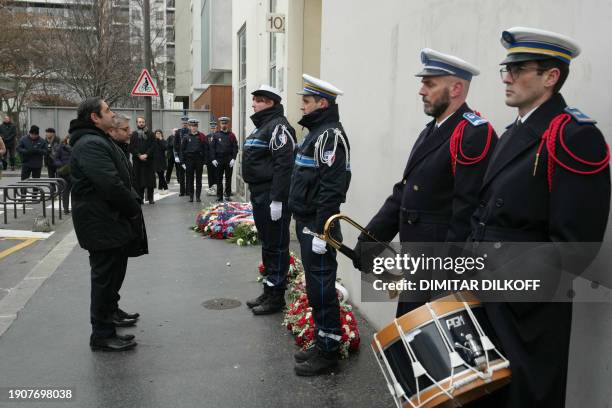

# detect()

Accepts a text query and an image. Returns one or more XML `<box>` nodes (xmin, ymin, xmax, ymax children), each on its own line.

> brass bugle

<box><xmin>323</xmin><ymin>213</ymin><xmax>397</xmax><ymax>256</ymax></box>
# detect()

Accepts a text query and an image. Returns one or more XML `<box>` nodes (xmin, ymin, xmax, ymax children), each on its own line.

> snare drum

<box><xmin>372</xmin><ymin>292</ymin><xmax>511</xmax><ymax>408</ymax></box>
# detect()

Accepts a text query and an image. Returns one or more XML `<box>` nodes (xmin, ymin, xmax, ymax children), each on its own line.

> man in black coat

<box><xmin>289</xmin><ymin>74</ymin><xmax>351</xmax><ymax>376</ymax></box>
<box><xmin>353</xmin><ymin>49</ymin><xmax>497</xmax><ymax>316</ymax></box>
<box><xmin>70</xmin><ymin>97</ymin><xmax>147</xmax><ymax>352</ymax></box>
<box><xmin>210</xmin><ymin>117</ymin><xmax>238</xmax><ymax>201</ymax></box>
<box><xmin>181</xmin><ymin>118</ymin><xmax>208</xmax><ymax>202</ymax></box>
<box><xmin>173</xmin><ymin>116</ymin><xmax>190</xmax><ymax>196</ymax></box>
<box><xmin>467</xmin><ymin>27</ymin><xmax>610</xmax><ymax>408</ymax></box>
<box><xmin>17</xmin><ymin>125</ymin><xmax>47</xmax><ymax>181</ymax></box>
<box><xmin>129</xmin><ymin>116</ymin><xmax>157</xmax><ymax>204</ymax></box>
<box><xmin>44</xmin><ymin>127</ymin><xmax>61</xmax><ymax>178</ymax></box>
<box><xmin>243</xmin><ymin>85</ymin><xmax>296</xmax><ymax>315</ymax></box>
<box><xmin>0</xmin><ymin>115</ymin><xmax>17</xmax><ymax>171</ymax></box>
<box><xmin>165</xmin><ymin>130</ymin><xmax>176</xmax><ymax>184</ymax></box>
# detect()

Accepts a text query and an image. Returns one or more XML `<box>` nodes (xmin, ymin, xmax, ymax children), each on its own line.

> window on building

<box><xmin>269</xmin><ymin>0</ymin><xmax>277</xmax><ymax>88</ymax></box>
<box><xmin>238</xmin><ymin>24</ymin><xmax>247</xmax><ymax>146</ymax></box>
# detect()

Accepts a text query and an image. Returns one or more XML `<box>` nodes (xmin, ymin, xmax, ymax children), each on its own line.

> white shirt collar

<box><xmin>518</xmin><ymin>105</ymin><xmax>541</xmax><ymax>124</ymax></box>
<box><xmin>436</xmin><ymin>114</ymin><xmax>452</xmax><ymax>128</ymax></box>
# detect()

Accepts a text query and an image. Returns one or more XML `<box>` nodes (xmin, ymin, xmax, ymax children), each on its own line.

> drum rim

<box><xmin>372</xmin><ymin>292</ymin><xmax>481</xmax><ymax>351</ymax></box>
<box><xmin>405</xmin><ymin>365</ymin><xmax>512</xmax><ymax>408</ymax></box>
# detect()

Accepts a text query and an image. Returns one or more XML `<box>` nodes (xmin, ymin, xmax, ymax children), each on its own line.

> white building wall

<box><xmin>320</xmin><ymin>1</ymin><xmax>612</xmax><ymax>405</ymax></box>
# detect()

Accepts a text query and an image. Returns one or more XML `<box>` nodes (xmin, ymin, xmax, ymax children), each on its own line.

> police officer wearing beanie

<box><xmin>289</xmin><ymin>74</ymin><xmax>351</xmax><ymax>376</ymax></box>
<box><xmin>467</xmin><ymin>27</ymin><xmax>610</xmax><ymax>408</ymax></box>
<box><xmin>210</xmin><ymin>117</ymin><xmax>238</xmax><ymax>201</ymax></box>
<box><xmin>173</xmin><ymin>116</ymin><xmax>190</xmax><ymax>196</ymax></box>
<box><xmin>353</xmin><ymin>49</ymin><xmax>497</xmax><ymax>317</ymax></box>
<box><xmin>181</xmin><ymin>118</ymin><xmax>208</xmax><ymax>202</ymax></box>
<box><xmin>244</xmin><ymin>85</ymin><xmax>296</xmax><ymax>315</ymax></box>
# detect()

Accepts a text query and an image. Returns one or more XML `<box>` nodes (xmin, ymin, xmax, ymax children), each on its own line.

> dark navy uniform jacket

<box><xmin>180</xmin><ymin>131</ymin><xmax>208</xmax><ymax>162</ymax></box>
<box><xmin>210</xmin><ymin>130</ymin><xmax>238</xmax><ymax>163</ymax></box>
<box><xmin>362</xmin><ymin>103</ymin><xmax>497</xmax><ymax>244</ymax></box>
<box><xmin>242</xmin><ymin>103</ymin><xmax>296</xmax><ymax>202</ymax></box>
<box><xmin>468</xmin><ymin>93</ymin><xmax>610</xmax><ymax>408</ymax></box>
<box><xmin>289</xmin><ymin>104</ymin><xmax>351</xmax><ymax>234</ymax></box>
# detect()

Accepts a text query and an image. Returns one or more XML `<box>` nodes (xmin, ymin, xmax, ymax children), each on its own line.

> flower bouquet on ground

<box><xmin>195</xmin><ymin>202</ymin><xmax>257</xmax><ymax>243</ymax></box>
<box><xmin>256</xmin><ymin>252</ymin><xmax>302</xmax><ymax>284</ymax></box>
<box><xmin>227</xmin><ymin>223</ymin><xmax>259</xmax><ymax>246</ymax></box>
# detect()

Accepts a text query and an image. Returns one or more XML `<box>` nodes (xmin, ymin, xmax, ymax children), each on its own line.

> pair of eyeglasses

<box><xmin>499</xmin><ymin>65</ymin><xmax>546</xmax><ymax>81</ymax></box>
<box><xmin>118</xmin><ymin>127</ymin><xmax>129</xmax><ymax>132</ymax></box>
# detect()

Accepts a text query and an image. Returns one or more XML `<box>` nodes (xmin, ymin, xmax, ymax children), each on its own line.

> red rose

<box><xmin>289</xmin><ymin>256</ymin><xmax>295</xmax><ymax>265</ymax></box>
<box><xmin>286</xmin><ymin>323</ymin><xmax>292</xmax><ymax>330</ymax></box>
<box><xmin>258</xmin><ymin>263</ymin><xmax>266</xmax><ymax>274</ymax></box>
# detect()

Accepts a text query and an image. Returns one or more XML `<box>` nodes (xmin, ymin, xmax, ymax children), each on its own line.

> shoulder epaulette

<box><xmin>463</xmin><ymin>112</ymin><xmax>488</xmax><ymax>127</ymax></box>
<box><xmin>564</xmin><ymin>107</ymin><xmax>597</xmax><ymax>124</ymax></box>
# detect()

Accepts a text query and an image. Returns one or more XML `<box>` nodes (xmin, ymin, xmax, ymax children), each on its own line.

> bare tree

<box><xmin>42</xmin><ymin>0</ymin><xmax>140</xmax><ymax>106</ymax></box>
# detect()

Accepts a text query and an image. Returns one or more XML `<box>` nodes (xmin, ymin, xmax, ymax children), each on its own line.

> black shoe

<box><xmin>116</xmin><ymin>333</ymin><xmax>135</xmax><ymax>341</ymax></box>
<box><xmin>216</xmin><ymin>197</ymin><xmax>223</xmax><ymax>202</ymax></box>
<box><xmin>117</xmin><ymin>308</ymin><xmax>140</xmax><ymax>320</ymax></box>
<box><xmin>112</xmin><ymin>313</ymin><xmax>137</xmax><ymax>327</ymax></box>
<box><xmin>189</xmin><ymin>196</ymin><xmax>194</xmax><ymax>202</ymax></box>
<box><xmin>294</xmin><ymin>345</ymin><xmax>318</xmax><ymax>363</ymax></box>
<box><xmin>251</xmin><ymin>294</ymin><xmax>285</xmax><ymax>315</ymax></box>
<box><xmin>149</xmin><ymin>200</ymin><xmax>155</xmax><ymax>205</ymax></box>
<box><xmin>196</xmin><ymin>197</ymin><xmax>201</xmax><ymax>202</ymax></box>
<box><xmin>63</xmin><ymin>209</ymin><xmax>71</xmax><ymax>215</ymax></box>
<box><xmin>246</xmin><ymin>292</ymin><xmax>269</xmax><ymax>309</ymax></box>
<box><xmin>294</xmin><ymin>348</ymin><xmax>338</xmax><ymax>376</ymax></box>
<box><xmin>90</xmin><ymin>335</ymin><xmax>137</xmax><ymax>351</ymax></box>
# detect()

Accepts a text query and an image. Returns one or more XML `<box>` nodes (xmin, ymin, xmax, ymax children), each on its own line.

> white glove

<box><xmin>312</xmin><ymin>236</ymin><xmax>327</xmax><ymax>254</ymax></box>
<box><xmin>229</xmin><ymin>159</ymin><xmax>235</xmax><ymax>168</ymax></box>
<box><xmin>212</xmin><ymin>160</ymin><xmax>218</xmax><ymax>167</ymax></box>
<box><xmin>181</xmin><ymin>164</ymin><xmax>186</xmax><ymax>170</ymax></box>
<box><xmin>270</xmin><ymin>201</ymin><xmax>282</xmax><ymax>221</ymax></box>
<box><xmin>174</xmin><ymin>157</ymin><xmax>180</xmax><ymax>163</ymax></box>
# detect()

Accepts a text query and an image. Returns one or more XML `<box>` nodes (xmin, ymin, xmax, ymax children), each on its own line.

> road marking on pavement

<box><xmin>153</xmin><ymin>191</ymin><xmax>177</xmax><ymax>201</ymax></box>
<box><xmin>0</xmin><ymin>229</ymin><xmax>54</xmax><ymax>239</ymax></box>
<box><xmin>0</xmin><ymin>230</ymin><xmax>77</xmax><ymax>337</ymax></box>
<box><xmin>0</xmin><ymin>238</ymin><xmax>38</xmax><ymax>261</ymax></box>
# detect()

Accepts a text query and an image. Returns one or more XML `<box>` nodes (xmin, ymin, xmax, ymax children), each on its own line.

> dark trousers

<box><xmin>165</xmin><ymin>158</ymin><xmax>175</xmax><ymax>183</ymax></box>
<box><xmin>89</xmin><ymin>248</ymin><xmax>128</xmax><ymax>338</ymax></box>
<box><xmin>1</xmin><ymin>143</ymin><xmax>16</xmax><ymax>169</ymax></box>
<box><xmin>251</xmin><ymin>190</ymin><xmax>290</xmax><ymax>295</ymax></box>
<box><xmin>185</xmin><ymin>155</ymin><xmax>204</xmax><ymax>199</ymax></box>
<box><xmin>176</xmin><ymin>163</ymin><xmax>185</xmax><ymax>195</ymax></box>
<box><xmin>60</xmin><ymin>174</ymin><xmax>71</xmax><ymax>212</ymax></box>
<box><xmin>137</xmin><ymin>186</ymin><xmax>154</xmax><ymax>203</ymax></box>
<box><xmin>157</xmin><ymin>171</ymin><xmax>168</xmax><ymax>190</ymax></box>
<box><xmin>206</xmin><ymin>162</ymin><xmax>216</xmax><ymax>187</ymax></box>
<box><xmin>47</xmin><ymin>165</ymin><xmax>57</xmax><ymax>178</ymax></box>
<box><xmin>216</xmin><ymin>161</ymin><xmax>233</xmax><ymax>198</ymax></box>
<box><xmin>21</xmin><ymin>166</ymin><xmax>42</xmax><ymax>180</ymax></box>
<box><xmin>295</xmin><ymin>218</ymin><xmax>342</xmax><ymax>352</ymax></box>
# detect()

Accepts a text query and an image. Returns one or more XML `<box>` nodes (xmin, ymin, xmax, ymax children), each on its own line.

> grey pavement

<box><xmin>0</xmin><ymin>182</ymin><xmax>393</xmax><ymax>408</ymax></box>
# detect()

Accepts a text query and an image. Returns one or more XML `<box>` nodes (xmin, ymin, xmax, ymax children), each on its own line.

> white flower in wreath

<box><xmin>349</xmin><ymin>332</ymin><xmax>356</xmax><ymax>339</ymax></box>
<box><xmin>346</xmin><ymin>315</ymin><xmax>352</xmax><ymax>322</ymax></box>
<box><xmin>237</xmin><ymin>238</ymin><xmax>244</xmax><ymax>246</ymax></box>
<box><xmin>343</xmin><ymin>324</ymin><xmax>350</xmax><ymax>333</ymax></box>
<box><xmin>251</xmin><ymin>226</ymin><xmax>257</xmax><ymax>233</ymax></box>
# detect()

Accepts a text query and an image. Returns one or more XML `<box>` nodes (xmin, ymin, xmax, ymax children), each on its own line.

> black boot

<box><xmin>189</xmin><ymin>195</ymin><xmax>194</xmax><ymax>202</ymax></box>
<box><xmin>294</xmin><ymin>345</ymin><xmax>318</xmax><ymax>363</ymax></box>
<box><xmin>294</xmin><ymin>347</ymin><xmax>338</xmax><ymax>376</ymax></box>
<box><xmin>246</xmin><ymin>290</ymin><xmax>268</xmax><ymax>309</ymax></box>
<box><xmin>251</xmin><ymin>293</ymin><xmax>285</xmax><ymax>315</ymax></box>
<box><xmin>196</xmin><ymin>196</ymin><xmax>201</xmax><ymax>202</ymax></box>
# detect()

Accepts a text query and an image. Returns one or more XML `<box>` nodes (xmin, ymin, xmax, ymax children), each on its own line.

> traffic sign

<box><xmin>131</xmin><ymin>69</ymin><xmax>159</xmax><ymax>97</ymax></box>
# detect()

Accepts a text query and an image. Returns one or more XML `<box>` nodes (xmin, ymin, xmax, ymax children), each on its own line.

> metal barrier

<box><xmin>1</xmin><ymin>178</ymin><xmax>68</xmax><ymax>226</ymax></box>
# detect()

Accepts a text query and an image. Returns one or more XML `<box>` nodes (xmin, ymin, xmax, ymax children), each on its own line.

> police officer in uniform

<box><xmin>468</xmin><ymin>28</ymin><xmax>610</xmax><ymax>408</ymax></box>
<box><xmin>181</xmin><ymin>118</ymin><xmax>208</xmax><ymax>202</ymax></box>
<box><xmin>210</xmin><ymin>117</ymin><xmax>238</xmax><ymax>201</ymax></box>
<box><xmin>206</xmin><ymin>120</ymin><xmax>218</xmax><ymax>195</ymax></box>
<box><xmin>244</xmin><ymin>85</ymin><xmax>296</xmax><ymax>315</ymax></box>
<box><xmin>289</xmin><ymin>74</ymin><xmax>351</xmax><ymax>376</ymax></box>
<box><xmin>173</xmin><ymin>116</ymin><xmax>190</xmax><ymax>196</ymax></box>
<box><xmin>354</xmin><ymin>49</ymin><xmax>497</xmax><ymax>316</ymax></box>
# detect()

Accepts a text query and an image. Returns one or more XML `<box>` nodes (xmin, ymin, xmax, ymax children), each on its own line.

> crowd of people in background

<box><xmin>0</xmin><ymin>112</ymin><xmax>236</xmax><ymax>211</ymax></box>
